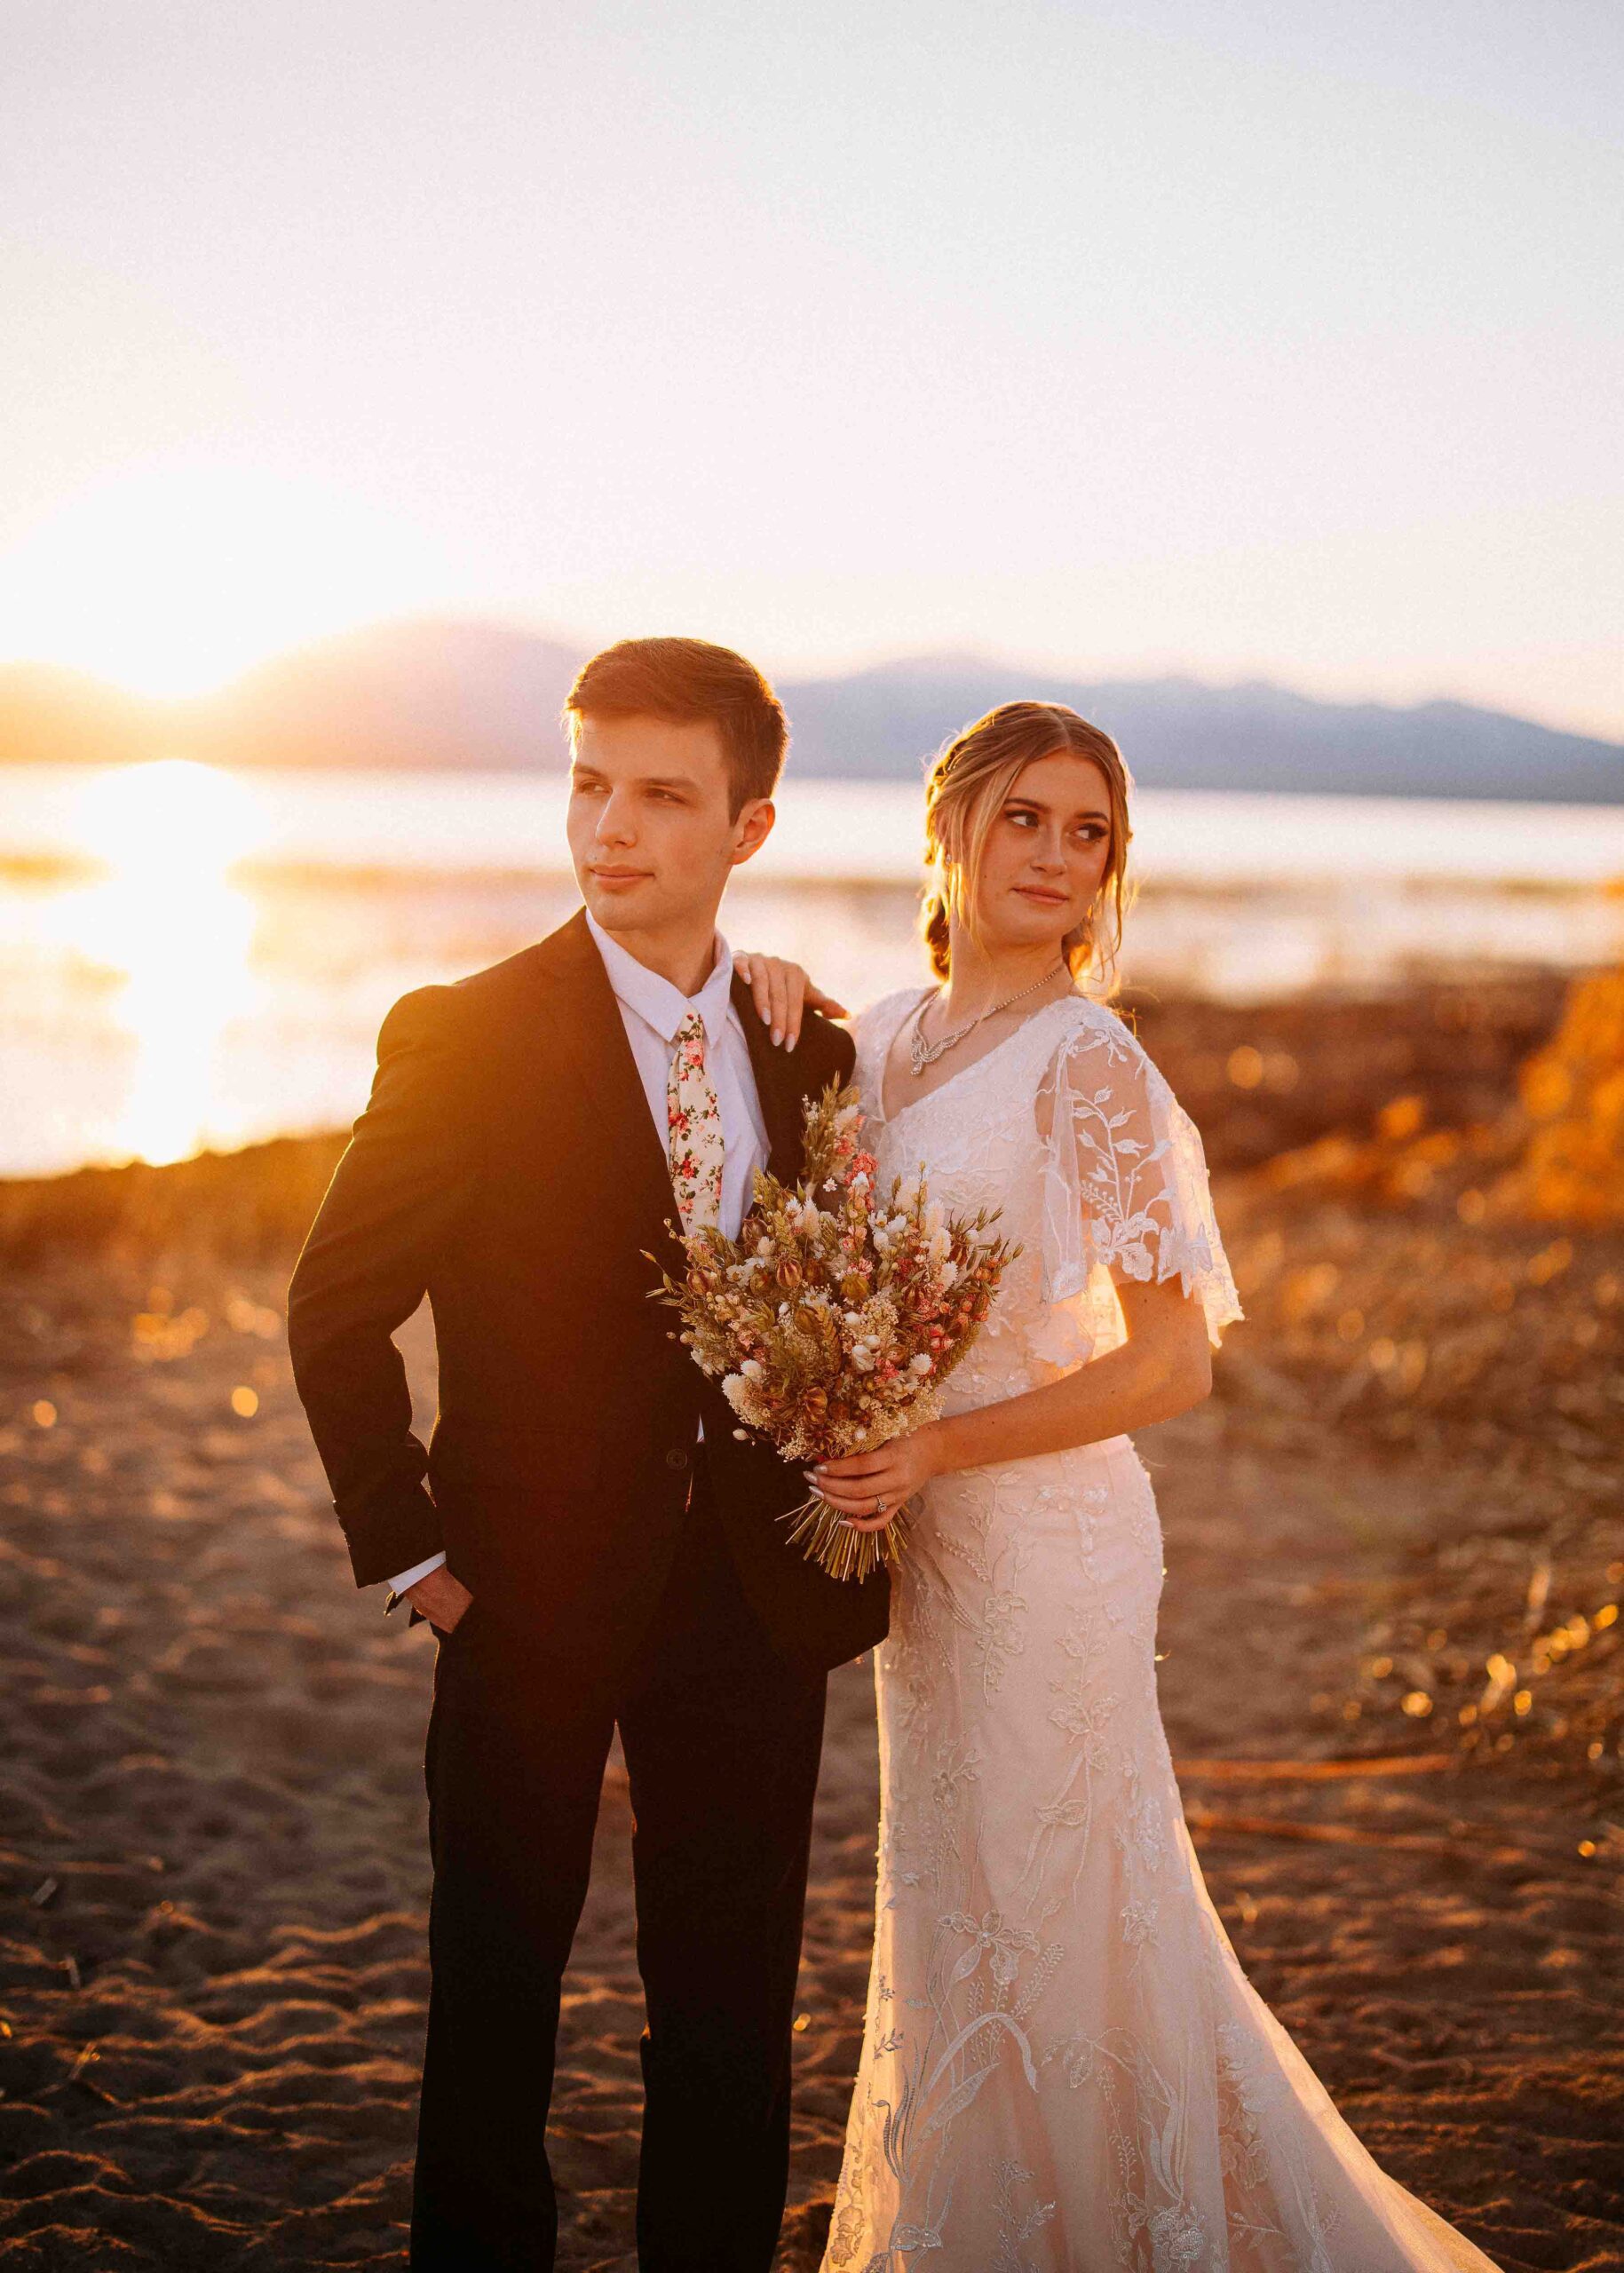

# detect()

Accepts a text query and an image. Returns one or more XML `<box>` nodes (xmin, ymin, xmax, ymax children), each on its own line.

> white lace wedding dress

<box><xmin>820</xmin><ymin>989</ymin><xmax>1501</xmax><ymax>2273</ymax></box>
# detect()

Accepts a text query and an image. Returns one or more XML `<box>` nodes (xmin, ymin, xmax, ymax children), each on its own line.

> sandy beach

<box><xmin>2</xmin><ymin>973</ymin><xmax>1620</xmax><ymax>2270</ymax></box>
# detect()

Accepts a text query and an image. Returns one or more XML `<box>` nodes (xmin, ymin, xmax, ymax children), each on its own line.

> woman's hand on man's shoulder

<box><xmin>733</xmin><ymin>954</ymin><xmax>850</xmax><ymax>1050</ymax></box>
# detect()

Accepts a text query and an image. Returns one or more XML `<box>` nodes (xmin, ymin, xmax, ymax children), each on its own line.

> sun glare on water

<box><xmin>49</xmin><ymin>760</ymin><xmax>267</xmax><ymax>1165</ymax></box>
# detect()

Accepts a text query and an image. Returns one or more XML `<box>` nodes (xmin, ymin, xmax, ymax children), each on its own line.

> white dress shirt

<box><xmin>387</xmin><ymin>912</ymin><xmax>771</xmax><ymax>1598</ymax></box>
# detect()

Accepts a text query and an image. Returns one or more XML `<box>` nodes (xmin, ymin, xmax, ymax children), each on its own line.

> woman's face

<box><xmin>963</xmin><ymin>748</ymin><xmax>1115</xmax><ymax>957</ymax></box>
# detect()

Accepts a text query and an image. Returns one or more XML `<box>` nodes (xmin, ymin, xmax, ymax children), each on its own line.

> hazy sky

<box><xmin>4</xmin><ymin>0</ymin><xmax>1621</xmax><ymax>733</ymax></box>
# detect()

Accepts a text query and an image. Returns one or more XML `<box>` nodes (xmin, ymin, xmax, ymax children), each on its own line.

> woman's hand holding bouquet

<box><xmin>803</xmin><ymin>1427</ymin><xmax>945</xmax><ymax>1536</ymax></box>
<box><xmin>655</xmin><ymin>1081</ymin><xmax>1015</xmax><ymax>1581</ymax></box>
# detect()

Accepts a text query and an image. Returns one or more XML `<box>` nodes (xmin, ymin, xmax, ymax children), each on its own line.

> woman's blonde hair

<box><xmin>920</xmin><ymin>701</ymin><xmax>1135</xmax><ymax>990</ymax></box>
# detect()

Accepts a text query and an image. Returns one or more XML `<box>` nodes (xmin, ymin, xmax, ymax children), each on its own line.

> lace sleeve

<box><xmin>1035</xmin><ymin>1010</ymin><xmax>1242</xmax><ymax>1350</ymax></box>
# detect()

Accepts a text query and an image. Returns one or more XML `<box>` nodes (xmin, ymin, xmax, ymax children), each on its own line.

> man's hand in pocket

<box><xmin>408</xmin><ymin>1564</ymin><xmax>475</xmax><ymax>1633</ymax></box>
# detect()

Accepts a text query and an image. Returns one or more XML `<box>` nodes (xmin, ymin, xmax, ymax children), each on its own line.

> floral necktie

<box><xmin>666</xmin><ymin>1010</ymin><xmax>725</xmax><ymax>1232</ymax></box>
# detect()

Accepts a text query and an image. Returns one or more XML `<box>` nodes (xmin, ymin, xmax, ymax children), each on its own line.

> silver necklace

<box><xmin>907</xmin><ymin>963</ymin><xmax>1067</xmax><ymax>1076</ymax></box>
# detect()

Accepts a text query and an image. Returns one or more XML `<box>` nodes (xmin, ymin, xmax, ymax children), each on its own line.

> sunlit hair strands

<box><xmin>563</xmin><ymin>636</ymin><xmax>788</xmax><ymax>817</ymax></box>
<box><xmin>920</xmin><ymin>701</ymin><xmax>1136</xmax><ymax>991</ymax></box>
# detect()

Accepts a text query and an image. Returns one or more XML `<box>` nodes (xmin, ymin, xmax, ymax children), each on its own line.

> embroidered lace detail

<box><xmin>1034</xmin><ymin>1004</ymin><xmax>1242</xmax><ymax>1359</ymax></box>
<box><xmin>817</xmin><ymin>992</ymin><xmax>1501</xmax><ymax>2273</ymax></box>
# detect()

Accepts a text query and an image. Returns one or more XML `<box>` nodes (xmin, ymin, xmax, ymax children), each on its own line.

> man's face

<box><xmin>566</xmin><ymin>714</ymin><xmax>774</xmax><ymax>940</ymax></box>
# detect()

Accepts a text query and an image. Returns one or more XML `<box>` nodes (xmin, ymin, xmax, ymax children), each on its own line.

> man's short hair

<box><xmin>563</xmin><ymin>637</ymin><xmax>788</xmax><ymax>816</ymax></box>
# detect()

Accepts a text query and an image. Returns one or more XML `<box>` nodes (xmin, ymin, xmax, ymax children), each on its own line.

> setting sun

<box><xmin>0</xmin><ymin>463</ymin><xmax>456</xmax><ymax>700</ymax></box>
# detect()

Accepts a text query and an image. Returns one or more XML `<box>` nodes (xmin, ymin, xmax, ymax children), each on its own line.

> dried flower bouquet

<box><xmin>654</xmin><ymin>1081</ymin><xmax>1016</xmax><ymax>1580</ymax></box>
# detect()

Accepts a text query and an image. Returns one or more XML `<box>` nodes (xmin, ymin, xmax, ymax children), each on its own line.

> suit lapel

<box><xmin>733</xmin><ymin>972</ymin><xmax>805</xmax><ymax>1188</ymax></box>
<box><xmin>524</xmin><ymin>910</ymin><xmax>685</xmax><ymax>1271</ymax></box>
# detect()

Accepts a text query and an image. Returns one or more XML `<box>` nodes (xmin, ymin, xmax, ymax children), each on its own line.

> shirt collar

<box><xmin>584</xmin><ymin>907</ymin><xmax>737</xmax><ymax>1046</ymax></box>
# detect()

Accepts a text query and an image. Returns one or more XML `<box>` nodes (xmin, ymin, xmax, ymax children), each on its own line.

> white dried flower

<box><xmin>909</xmin><ymin>1352</ymin><xmax>933</xmax><ymax>1375</ymax></box>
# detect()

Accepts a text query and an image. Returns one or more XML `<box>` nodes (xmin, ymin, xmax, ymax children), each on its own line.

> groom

<box><xmin>286</xmin><ymin>637</ymin><xmax>887</xmax><ymax>2271</ymax></box>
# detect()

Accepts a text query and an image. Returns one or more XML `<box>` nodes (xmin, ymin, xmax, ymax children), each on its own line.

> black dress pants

<box><xmin>408</xmin><ymin>1478</ymin><xmax>828</xmax><ymax>2271</ymax></box>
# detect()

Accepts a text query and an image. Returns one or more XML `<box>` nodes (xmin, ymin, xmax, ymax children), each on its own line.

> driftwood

<box><xmin>1174</xmin><ymin>1753</ymin><xmax>1456</xmax><ymax>1783</ymax></box>
<box><xmin>1183</xmin><ymin>1810</ymin><xmax>1533</xmax><ymax>1866</ymax></box>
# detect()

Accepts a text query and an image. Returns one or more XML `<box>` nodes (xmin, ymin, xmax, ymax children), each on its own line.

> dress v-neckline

<box><xmin>871</xmin><ymin>990</ymin><xmax>1084</xmax><ymax>1131</ymax></box>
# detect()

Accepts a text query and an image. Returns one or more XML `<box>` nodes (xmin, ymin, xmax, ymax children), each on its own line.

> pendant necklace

<box><xmin>907</xmin><ymin>962</ymin><xmax>1067</xmax><ymax>1077</ymax></box>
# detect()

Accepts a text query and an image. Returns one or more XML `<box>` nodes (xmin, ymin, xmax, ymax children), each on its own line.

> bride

<box><xmin>738</xmin><ymin>701</ymin><xmax>1501</xmax><ymax>2272</ymax></box>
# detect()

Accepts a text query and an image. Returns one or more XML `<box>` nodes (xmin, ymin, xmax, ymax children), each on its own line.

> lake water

<box><xmin>4</xmin><ymin>759</ymin><xmax>1623</xmax><ymax>1178</ymax></box>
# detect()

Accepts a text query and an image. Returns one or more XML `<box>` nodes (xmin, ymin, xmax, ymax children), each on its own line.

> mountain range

<box><xmin>2</xmin><ymin>617</ymin><xmax>1620</xmax><ymax>803</ymax></box>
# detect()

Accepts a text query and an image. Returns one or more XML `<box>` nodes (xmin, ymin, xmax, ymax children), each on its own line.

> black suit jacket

<box><xmin>286</xmin><ymin>909</ymin><xmax>889</xmax><ymax>1679</ymax></box>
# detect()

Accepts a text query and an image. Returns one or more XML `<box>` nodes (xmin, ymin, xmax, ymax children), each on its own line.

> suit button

<box><xmin>665</xmin><ymin>1447</ymin><xmax>689</xmax><ymax>1471</ymax></box>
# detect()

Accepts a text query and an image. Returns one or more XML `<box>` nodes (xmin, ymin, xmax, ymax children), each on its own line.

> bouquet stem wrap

<box><xmin>778</xmin><ymin>1487</ymin><xmax>911</xmax><ymax>1584</ymax></box>
<box><xmin>654</xmin><ymin>1081</ymin><xmax>1016</xmax><ymax>1581</ymax></box>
